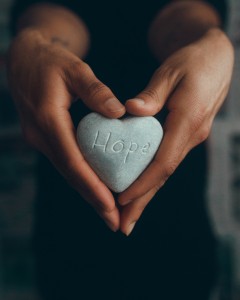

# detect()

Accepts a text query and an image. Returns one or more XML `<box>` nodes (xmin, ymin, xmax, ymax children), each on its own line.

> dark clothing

<box><xmin>10</xmin><ymin>1</ymin><xmax>227</xmax><ymax>299</ymax></box>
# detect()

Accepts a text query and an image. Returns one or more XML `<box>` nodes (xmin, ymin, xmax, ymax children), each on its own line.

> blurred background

<box><xmin>0</xmin><ymin>0</ymin><xmax>239</xmax><ymax>299</ymax></box>
<box><xmin>0</xmin><ymin>1</ymin><xmax>39</xmax><ymax>299</ymax></box>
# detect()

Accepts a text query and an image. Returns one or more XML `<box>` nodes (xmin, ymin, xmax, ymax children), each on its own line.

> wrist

<box><xmin>8</xmin><ymin>27</ymin><xmax>45</xmax><ymax>57</ymax></box>
<box><xmin>148</xmin><ymin>1</ymin><xmax>223</xmax><ymax>62</ymax></box>
<box><xmin>203</xmin><ymin>27</ymin><xmax>231</xmax><ymax>43</ymax></box>
<box><xmin>198</xmin><ymin>27</ymin><xmax>234</xmax><ymax>56</ymax></box>
<box><xmin>14</xmin><ymin>3</ymin><xmax>90</xmax><ymax>57</ymax></box>
<box><xmin>10</xmin><ymin>27</ymin><xmax>48</xmax><ymax>51</ymax></box>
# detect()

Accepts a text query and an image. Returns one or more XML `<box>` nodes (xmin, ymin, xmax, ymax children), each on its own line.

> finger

<box><xmin>118</xmin><ymin>109</ymin><xmax>191</xmax><ymax>206</ymax></box>
<box><xmin>46</xmin><ymin>109</ymin><xmax>120</xmax><ymax>231</ymax></box>
<box><xmin>118</xmin><ymin>75</ymin><xmax>211</xmax><ymax>206</ymax></box>
<box><xmin>120</xmin><ymin>188</ymin><xmax>157</xmax><ymax>236</ymax></box>
<box><xmin>64</xmin><ymin>60</ymin><xmax>126</xmax><ymax>118</ymax></box>
<box><xmin>125</xmin><ymin>65</ymin><xmax>184</xmax><ymax>116</ymax></box>
<box><xmin>120</xmin><ymin>109</ymin><xmax>210</xmax><ymax>235</ymax></box>
<box><xmin>26</xmin><ymin>77</ymin><xmax>120</xmax><ymax>231</ymax></box>
<box><xmin>119</xmin><ymin>98</ymin><xmax>217</xmax><ymax>207</ymax></box>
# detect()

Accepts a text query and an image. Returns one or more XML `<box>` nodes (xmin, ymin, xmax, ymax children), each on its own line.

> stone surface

<box><xmin>77</xmin><ymin>112</ymin><xmax>163</xmax><ymax>193</ymax></box>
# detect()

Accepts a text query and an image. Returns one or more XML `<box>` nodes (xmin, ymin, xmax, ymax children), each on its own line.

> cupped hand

<box><xmin>7</xmin><ymin>28</ymin><xmax>126</xmax><ymax>231</ymax></box>
<box><xmin>118</xmin><ymin>28</ymin><xmax>234</xmax><ymax>235</ymax></box>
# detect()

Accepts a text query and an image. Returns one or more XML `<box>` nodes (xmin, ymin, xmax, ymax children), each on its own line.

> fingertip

<box><xmin>126</xmin><ymin>222</ymin><xmax>136</xmax><ymax>236</ymax></box>
<box><xmin>105</xmin><ymin>219</ymin><xmax>119</xmax><ymax>232</ymax></box>
<box><xmin>120</xmin><ymin>221</ymin><xmax>136</xmax><ymax>236</ymax></box>
<box><xmin>107</xmin><ymin>107</ymin><xmax>126</xmax><ymax>119</ymax></box>
<box><xmin>101</xmin><ymin>205</ymin><xmax>120</xmax><ymax>232</ymax></box>
<box><xmin>125</xmin><ymin>98</ymin><xmax>157</xmax><ymax>116</ymax></box>
<box><xmin>102</xmin><ymin>98</ymin><xmax>126</xmax><ymax>118</ymax></box>
<box><xmin>125</xmin><ymin>98</ymin><xmax>145</xmax><ymax>114</ymax></box>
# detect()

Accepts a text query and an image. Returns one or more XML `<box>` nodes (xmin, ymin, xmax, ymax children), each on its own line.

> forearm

<box><xmin>148</xmin><ymin>1</ymin><xmax>224</xmax><ymax>61</ymax></box>
<box><xmin>13</xmin><ymin>3</ymin><xmax>89</xmax><ymax>57</ymax></box>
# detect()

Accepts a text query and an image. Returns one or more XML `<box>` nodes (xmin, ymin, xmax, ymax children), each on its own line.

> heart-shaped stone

<box><xmin>77</xmin><ymin>112</ymin><xmax>163</xmax><ymax>193</ymax></box>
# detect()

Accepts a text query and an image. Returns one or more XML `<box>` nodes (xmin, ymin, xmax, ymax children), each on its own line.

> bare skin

<box><xmin>118</xmin><ymin>1</ymin><xmax>234</xmax><ymax>235</ymax></box>
<box><xmin>7</xmin><ymin>1</ymin><xmax>234</xmax><ymax>235</ymax></box>
<box><xmin>8</xmin><ymin>4</ymin><xmax>125</xmax><ymax>232</ymax></box>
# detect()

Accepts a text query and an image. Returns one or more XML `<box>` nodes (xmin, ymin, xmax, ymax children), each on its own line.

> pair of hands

<box><xmin>8</xmin><ymin>27</ymin><xmax>234</xmax><ymax>236</ymax></box>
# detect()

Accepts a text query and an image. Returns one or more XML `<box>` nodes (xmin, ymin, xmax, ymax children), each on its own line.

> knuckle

<box><xmin>187</xmin><ymin>109</ymin><xmax>206</xmax><ymax>133</ymax></box>
<box><xmin>156</xmin><ymin>64</ymin><xmax>182</xmax><ymax>86</ymax></box>
<box><xmin>102</xmin><ymin>202</ymin><xmax>116</xmax><ymax>214</ymax></box>
<box><xmin>70</xmin><ymin>60</ymin><xmax>86</xmax><ymax>73</ymax></box>
<box><xmin>141</xmin><ymin>88</ymin><xmax>159</xmax><ymax>103</ymax></box>
<box><xmin>93</xmin><ymin>200</ymin><xmax>116</xmax><ymax>216</ymax></box>
<box><xmin>196</xmin><ymin>126</ymin><xmax>211</xmax><ymax>144</ymax></box>
<box><xmin>156</xmin><ymin>65</ymin><xmax>174</xmax><ymax>79</ymax></box>
<box><xmin>87</xmin><ymin>80</ymin><xmax>107</xmax><ymax>98</ymax></box>
<box><xmin>162</xmin><ymin>162</ymin><xmax>177</xmax><ymax>182</ymax></box>
<box><xmin>195</xmin><ymin>105</ymin><xmax>208</xmax><ymax>120</ymax></box>
<box><xmin>153</xmin><ymin>183</ymin><xmax>162</xmax><ymax>194</ymax></box>
<box><xmin>66</xmin><ymin>60</ymin><xmax>91</xmax><ymax>81</ymax></box>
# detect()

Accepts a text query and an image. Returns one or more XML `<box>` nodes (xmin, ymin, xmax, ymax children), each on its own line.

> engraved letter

<box><xmin>124</xmin><ymin>142</ymin><xmax>138</xmax><ymax>163</ymax></box>
<box><xmin>141</xmin><ymin>143</ymin><xmax>150</xmax><ymax>154</ymax></box>
<box><xmin>112</xmin><ymin>140</ymin><xmax>124</xmax><ymax>153</ymax></box>
<box><xmin>92</xmin><ymin>131</ymin><xmax>111</xmax><ymax>153</ymax></box>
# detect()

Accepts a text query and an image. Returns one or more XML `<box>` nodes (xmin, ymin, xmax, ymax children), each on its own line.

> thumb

<box><xmin>125</xmin><ymin>66</ymin><xmax>183</xmax><ymax>116</ymax></box>
<box><xmin>66</xmin><ymin>61</ymin><xmax>126</xmax><ymax>118</ymax></box>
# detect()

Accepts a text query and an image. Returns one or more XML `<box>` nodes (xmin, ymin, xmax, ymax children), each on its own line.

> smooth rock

<box><xmin>77</xmin><ymin>112</ymin><xmax>163</xmax><ymax>193</ymax></box>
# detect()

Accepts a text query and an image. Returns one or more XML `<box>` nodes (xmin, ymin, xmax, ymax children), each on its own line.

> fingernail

<box><xmin>105</xmin><ymin>220</ymin><xmax>118</xmax><ymax>232</ymax></box>
<box><xmin>104</xmin><ymin>98</ymin><xmax>125</xmax><ymax>112</ymax></box>
<box><xmin>127</xmin><ymin>98</ymin><xmax>145</xmax><ymax>105</ymax></box>
<box><xmin>126</xmin><ymin>222</ymin><xmax>136</xmax><ymax>236</ymax></box>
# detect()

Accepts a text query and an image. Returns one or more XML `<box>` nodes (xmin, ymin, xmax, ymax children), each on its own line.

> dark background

<box><xmin>0</xmin><ymin>0</ymin><xmax>240</xmax><ymax>299</ymax></box>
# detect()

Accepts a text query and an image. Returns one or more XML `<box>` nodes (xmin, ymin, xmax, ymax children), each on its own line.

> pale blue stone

<box><xmin>77</xmin><ymin>112</ymin><xmax>163</xmax><ymax>193</ymax></box>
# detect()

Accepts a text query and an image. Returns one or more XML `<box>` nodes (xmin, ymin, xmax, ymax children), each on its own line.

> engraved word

<box><xmin>92</xmin><ymin>131</ymin><xmax>150</xmax><ymax>163</ymax></box>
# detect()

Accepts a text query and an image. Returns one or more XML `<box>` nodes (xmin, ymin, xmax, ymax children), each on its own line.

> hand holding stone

<box><xmin>118</xmin><ymin>29</ymin><xmax>234</xmax><ymax>235</ymax></box>
<box><xmin>7</xmin><ymin>29</ymin><xmax>126</xmax><ymax>232</ymax></box>
<box><xmin>77</xmin><ymin>113</ymin><xmax>163</xmax><ymax>193</ymax></box>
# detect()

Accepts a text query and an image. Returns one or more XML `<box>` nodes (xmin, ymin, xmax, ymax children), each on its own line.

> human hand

<box><xmin>118</xmin><ymin>28</ymin><xmax>234</xmax><ymax>235</ymax></box>
<box><xmin>7</xmin><ymin>28</ymin><xmax>126</xmax><ymax>231</ymax></box>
